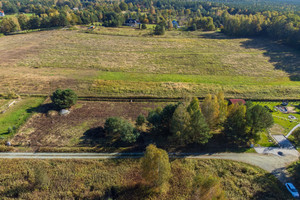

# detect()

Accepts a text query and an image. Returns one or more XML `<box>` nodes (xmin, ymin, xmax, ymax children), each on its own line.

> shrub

<box><xmin>141</xmin><ymin>23</ymin><xmax>147</xmax><ymax>29</ymax></box>
<box><xmin>136</xmin><ymin>114</ymin><xmax>146</xmax><ymax>126</ymax></box>
<box><xmin>50</xmin><ymin>89</ymin><xmax>78</xmax><ymax>109</ymax></box>
<box><xmin>104</xmin><ymin>117</ymin><xmax>140</xmax><ymax>143</ymax></box>
<box><xmin>154</xmin><ymin>23</ymin><xmax>165</xmax><ymax>35</ymax></box>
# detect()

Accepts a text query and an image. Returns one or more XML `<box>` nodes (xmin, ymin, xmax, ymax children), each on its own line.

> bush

<box><xmin>141</xmin><ymin>23</ymin><xmax>147</xmax><ymax>29</ymax></box>
<box><xmin>136</xmin><ymin>114</ymin><xmax>146</xmax><ymax>126</ymax></box>
<box><xmin>50</xmin><ymin>89</ymin><xmax>78</xmax><ymax>109</ymax></box>
<box><xmin>154</xmin><ymin>24</ymin><xmax>165</xmax><ymax>35</ymax></box>
<box><xmin>104</xmin><ymin>117</ymin><xmax>140</xmax><ymax>143</ymax></box>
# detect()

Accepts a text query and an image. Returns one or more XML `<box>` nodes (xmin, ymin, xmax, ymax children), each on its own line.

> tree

<box><xmin>147</xmin><ymin>103</ymin><xmax>178</xmax><ymax>137</ymax></box>
<box><xmin>119</xmin><ymin>2</ymin><xmax>128</xmax><ymax>11</ymax></box>
<box><xmin>246</xmin><ymin>104</ymin><xmax>274</xmax><ymax>136</ymax></box>
<box><xmin>201</xmin><ymin>94</ymin><xmax>220</xmax><ymax>129</ymax></box>
<box><xmin>136</xmin><ymin>114</ymin><xmax>146</xmax><ymax>126</ymax></box>
<box><xmin>293</xmin><ymin>128</ymin><xmax>300</xmax><ymax>145</ymax></box>
<box><xmin>223</xmin><ymin>103</ymin><xmax>247</xmax><ymax>145</ymax></box>
<box><xmin>171</xmin><ymin>98</ymin><xmax>211</xmax><ymax>145</ymax></box>
<box><xmin>18</xmin><ymin>14</ymin><xmax>29</xmax><ymax>30</ymax></box>
<box><xmin>170</xmin><ymin>103</ymin><xmax>191</xmax><ymax>144</ymax></box>
<box><xmin>141</xmin><ymin>144</ymin><xmax>171</xmax><ymax>193</ymax></box>
<box><xmin>154</xmin><ymin>22</ymin><xmax>165</xmax><ymax>35</ymax></box>
<box><xmin>217</xmin><ymin>92</ymin><xmax>227</xmax><ymax>124</ymax></box>
<box><xmin>0</xmin><ymin>17</ymin><xmax>20</xmax><ymax>33</ymax></box>
<box><xmin>104</xmin><ymin>117</ymin><xmax>139</xmax><ymax>143</ymax></box>
<box><xmin>141</xmin><ymin>23</ymin><xmax>147</xmax><ymax>29</ymax></box>
<box><xmin>50</xmin><ymin>89</ymin><xmax>78</xmax><ymax>109</ymax></box>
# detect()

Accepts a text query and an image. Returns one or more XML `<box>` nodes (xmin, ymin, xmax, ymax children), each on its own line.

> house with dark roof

<box><xmin>229</xmin><ymin>99</ymin><xmax>246</xmax><ymax>105</ymax></box>
<box><xmin>0</xmin><ymin>11</ymin><xmax>5</xmax><ymax>17</ymax></box>
<box><xmin>125</xmin><ymin>18</ymin><xmax>138</xmax><ymax>27</ymax></box>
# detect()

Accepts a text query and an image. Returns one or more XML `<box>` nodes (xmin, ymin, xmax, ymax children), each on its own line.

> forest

<box><xmin>0</xmin><ymin>0</ymin><xmax>300</xmax><ymax>49</ymax></box>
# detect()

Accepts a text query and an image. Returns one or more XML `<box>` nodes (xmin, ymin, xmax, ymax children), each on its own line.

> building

<box><xmin>125</xmin><ymin>18</ymin><xmax>138</xmax><ymax>27</ymax></box>
<box><xmin>229</xmin><ymin>99</ymin><xmax>246</xmax><ymax>105</ymax></box>
<box><xmin>0</xmin><ymin>11</ymin><xmax>5</xmax><ymax>17</ymax></box>
<box><xmin>172</xmin><ymin>20</ymin><xmax>180</xmax><ymax>28</ymax></box>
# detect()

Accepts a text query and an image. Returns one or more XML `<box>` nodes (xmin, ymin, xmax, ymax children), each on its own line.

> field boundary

<box><xmin>16</xmin><ymin>94</ymin><xmax>300</xmax><ymax>102</ymax></box>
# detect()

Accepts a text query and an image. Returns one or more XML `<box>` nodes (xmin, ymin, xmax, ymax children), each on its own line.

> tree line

<box><xmin>103</xmin><ymin>92</ymin><xmax>273</xmax><ymax>147</ymax></box>
<box><xmin>1</xmin><ymin>0</ymin><xmax>300</xmax><ymax>49</ymax></box>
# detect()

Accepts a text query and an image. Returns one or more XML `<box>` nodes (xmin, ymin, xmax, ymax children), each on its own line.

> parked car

<box><xmin>285</xmin><ymin>183</ymin><xmax>299</xmax><ymax>198</ymax></box>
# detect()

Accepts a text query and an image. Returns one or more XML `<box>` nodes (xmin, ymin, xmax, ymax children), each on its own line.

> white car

<box><xmin>285</xmin><ymin>183</ymin><xmax>299</xmax><ymax>198</ymax></box>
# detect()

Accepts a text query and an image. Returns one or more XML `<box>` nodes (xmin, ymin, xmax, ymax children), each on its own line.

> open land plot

<box><xmin>0</xmin><ymin>27</ymin><xmax>299</xmax><ymax>98</ymax></box>
<box><xmin>11</xmin><ymin>101</ymin><xmax>168</xmax><ymax>151</ymax></box>
<box><xmin>0</xmin><ymin>97</ymin><xmax>45</xmax><ymax>138</ymax></box>
<box><xmin>0</xmin><ymin>158</ymin><xmax>290</xmax><ymax>199</ymax></box>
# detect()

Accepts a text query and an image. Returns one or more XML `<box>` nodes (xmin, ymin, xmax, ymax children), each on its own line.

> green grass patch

<box><xmin>97</xmin><ymin>71</ymin><xmax>300</xmax><ymax>86</ymax></box>
<box><xmin>253</xmin><ymin>101</ymin><xmax>300</xmax><ymax>134</ymax></box>
<box><xmin>0</xmin><ymin>97</ymin><xmax>45</xmax><ymax>138</ymax></box>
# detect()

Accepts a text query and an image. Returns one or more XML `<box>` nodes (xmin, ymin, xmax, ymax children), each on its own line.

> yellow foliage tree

<box><xmin>141</xmin><ymin>144</ymin><xmax>171</xmax><ymax>193</ymax></box>
<box><xmin>201</xmin><ymin>94</ymin><xmax>220</xmax><ymax>129</ymax></box>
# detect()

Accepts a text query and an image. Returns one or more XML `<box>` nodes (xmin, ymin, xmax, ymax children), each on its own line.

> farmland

<box><xmin>0</xmin><ymin>97</ymin><xmax>45</xmax><ymax>138</ymax></box>
<box><xmin>11</xmin><ymin>101</ymin><xmax>168</xmax><ymax>151</ymax></box>
<box><xmin>0</xmin><ymin>27</ymin><xmax>299</xmax><ymax>99</ymax></box>
<box><xmin>0</xmin><ymin>158</ymin><xmax>289</xmax><ymax>199</ymax></box>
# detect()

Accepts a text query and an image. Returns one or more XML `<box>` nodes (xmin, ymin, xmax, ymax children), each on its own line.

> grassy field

<box><xmin>0</xmin><ymin>97</ymin><xmax>45</xmax><ymax>138</ymax></box>
<box><xmin>0</xmin><ymin>158</ymin><xmax>290</xmax><ymax>199</ymax></box>
<box><xmin>0</xmin><ymin>27</ymin><xmax>299</xmax><ymax>98</ymax></box>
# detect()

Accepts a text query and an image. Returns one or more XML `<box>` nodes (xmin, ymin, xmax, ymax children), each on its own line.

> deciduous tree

<box><xmin>141</xmin><ymin>144</ymin><xmax>171</xmax><ymax>193</ymax></box>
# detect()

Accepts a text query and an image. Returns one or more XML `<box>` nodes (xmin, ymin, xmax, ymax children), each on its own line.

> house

<box><xmin>229</xmin><ymin>99</ymin><xmax>246</xmax><ymax>105</ymax></box>
<box><xmin>172</xmin><ymin>20</ymin><xmax>180</xmax><ymax>28</ymax></box>
<box><xmin>0</xmin><ymin>11</ymin><xmax>5</xmax><ymax>17</ymax></box>
<box><xmin>125</xmin><ymin>18</ymin><xmax>138</xmax><ymax>27</ymax></box>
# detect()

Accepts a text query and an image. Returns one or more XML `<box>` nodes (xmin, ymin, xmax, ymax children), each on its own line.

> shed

<box><xmin>229</xmin><ymin>99</ymin><xmax>246</xmax><ymax>105</ymax></box>
<box><xmin>0</xmin><ymin>11</ymin><xmax>5</xmax><ymax>17</ymax></box>
<box><xmin>172</xmin><ymin>20</ymin><xmax>180</xmax><ymax>28</ymax></box>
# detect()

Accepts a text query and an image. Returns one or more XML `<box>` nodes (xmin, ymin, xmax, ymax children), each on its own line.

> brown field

<box><xmin>0</xmin><ymin>158</ymin><xmax>289</xmax><ymax>199</ymax></box>
<box><xmin>0</xmin><ymin>27</ymin><xmax>299</xmax><ymax>98</ymax></box>
<box><xmin>11</xmin><ymin>101</ymin><xmax>167</xmax><ymax>150</ymax></box>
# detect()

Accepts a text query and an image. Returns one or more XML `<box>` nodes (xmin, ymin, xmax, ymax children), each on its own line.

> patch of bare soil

<box><xmin>12</xmin><ymin>101</ymin><xmax>166</xmax><ymax>148</ymax></box>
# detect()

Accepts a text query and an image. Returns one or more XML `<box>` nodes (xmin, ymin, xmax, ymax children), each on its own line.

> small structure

<box><xmin>229</xmin><ymin>99</ymin><xmax>246</xmax><ymax>105</ymax></box>
<box><xmin>73</xmin><ymin>7</ymin><xmax>79</xmax><ymax>11</ymax></box>
<box><xmin>0</xmin><ymin>11</ymin><xmax>5</xmax><ymax>17</ymax></box>
<box><xmin>125</xmin><ymin>18</ymin><xmax>138</xmax><ymax>27</ymax></box>
<box><xmin>59</xmin><ymin>109</ymin><xmax>70</xmax><ymax>116</ymax></box>
<box><xmin>172</xmin><ymin>20</ymin><xmax>180</xmax><ymax>28</ymax></box>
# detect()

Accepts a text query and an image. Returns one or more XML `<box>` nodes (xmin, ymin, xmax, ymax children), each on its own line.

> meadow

<box><xmin>0</xmin><ymin>158</ymin><xmax>289</xmax><ymax>199</ymax></box>
<box><xmin>0</xmin><ymin>97</ymin><xmax>45</xmax><ymax>138</ymax></box>
<box><xmin>0</xmin><ymin>27</ymin><xmax>299</xmax><ymax>99</ymax></box>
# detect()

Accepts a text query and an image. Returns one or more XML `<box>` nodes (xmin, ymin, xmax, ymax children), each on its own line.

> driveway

<box><xmin>273</xmin><ymin>134</ymin><xmax>295</xmax><ymax>149</ymax></box>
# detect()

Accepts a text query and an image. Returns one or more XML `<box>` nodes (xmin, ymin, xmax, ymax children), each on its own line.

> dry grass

<box><xmin>0</xmin><ymin>28</ymin><xmax>299</xmax><ymax>98</ymax></box>
<box><xmin>0</xmin><ymin>158</ymin><xmax>289</xmax><ymax>200</ymax></box>
<box><xmin>11</xmin><ymin>101</ymin><xmax>167</xmax><ymax>149</ymax></box>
